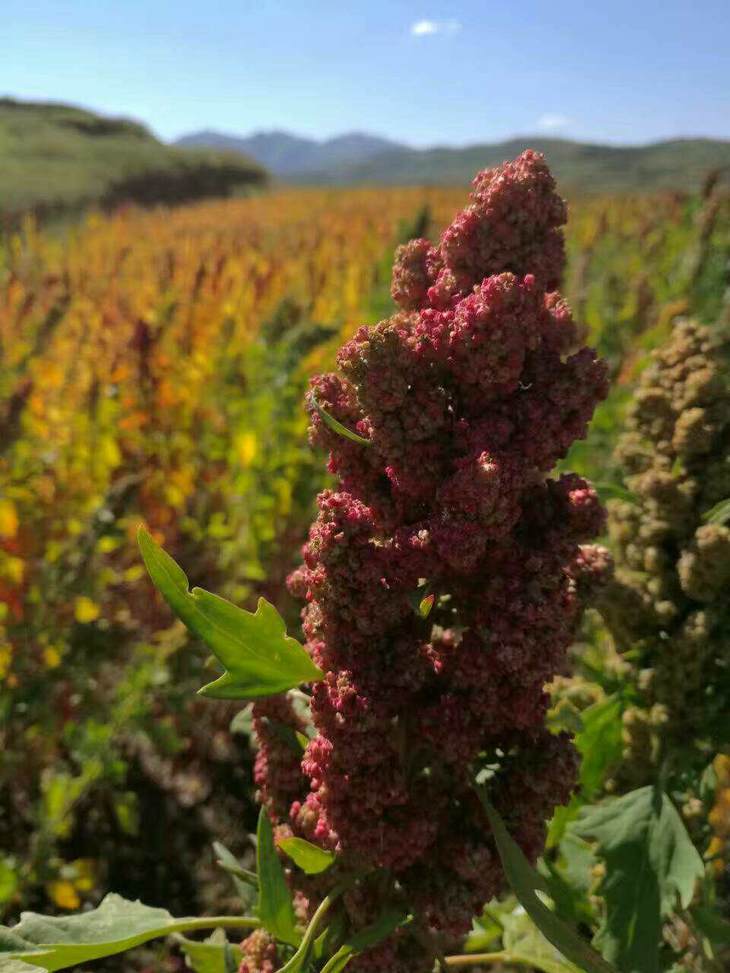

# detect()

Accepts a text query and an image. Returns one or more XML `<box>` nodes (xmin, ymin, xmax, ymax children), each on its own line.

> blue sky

<box><xmin>5</xmin><ymin>1</ymin><xmax>730</xmax><ymax>146</ymax></box>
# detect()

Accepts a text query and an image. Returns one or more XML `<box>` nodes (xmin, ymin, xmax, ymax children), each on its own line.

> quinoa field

<box><xmin>1</xmin><ymin>158</ymin><xmax>729</xmax><ymax>973</ymax></box>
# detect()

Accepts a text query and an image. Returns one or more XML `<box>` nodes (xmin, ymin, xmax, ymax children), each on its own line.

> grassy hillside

<box><xmin>0</xmin><ymin>98</ymin><xmax>267</xmax><ymax>219</ymax></box>
<box><xmin>298</xmin><ymin>136</ymin><xmax>730</xmax><ymax>191</ymax></box>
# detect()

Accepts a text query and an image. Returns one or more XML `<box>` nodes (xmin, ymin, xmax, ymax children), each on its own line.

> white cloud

<box><xmin>411</xmin><ymin>19</ymin><xmax>461</xmax><ymax>37</ymax></box>
<box><xmin>411</xmin><ymin>19</ymin><xmax>438</xmax><ymax>35</ymax></box>
<box><xmin>538</xmin><ymin>113</ymin><xmax>572</xmax><ymax>131</ymax></box>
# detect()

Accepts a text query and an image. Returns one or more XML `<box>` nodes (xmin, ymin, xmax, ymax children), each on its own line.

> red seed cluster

<box><xmin>252</xmin><ymin>151</ymin><xmax>609</xmax><ymax>967</ymax></box>
<box><xmin>390</xmin><ymin>149</ymin><xmax>567</xmax><ymax>312</ymax></box>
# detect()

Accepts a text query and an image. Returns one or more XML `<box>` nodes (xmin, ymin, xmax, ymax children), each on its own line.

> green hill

<box><xmin>0</xmin><ymin>98</ymin><xmax>267</xmax><ymax>219</ymax></box>
<box><xmin>297</xmin><ymin>136</ymin><xmax>730</xmax><ymax>192</ymax></box>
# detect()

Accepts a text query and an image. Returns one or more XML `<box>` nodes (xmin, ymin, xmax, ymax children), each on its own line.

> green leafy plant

<box><xmin>0</xmin><ymin>894</ymin><xmax>257</xmax><ymax>971</ymax></box>
<box><xmin>138</xmin><ymin>528</ymin><xmax>323</xmax><ymax>698</ymax></box>
<box><xmin>573</xmin><ymin>788</ymin><xmax>705</xmax><ymax>973</ymax></box>
<box><xmin>475</xmin><ymin>788</ymin><xmax>615</xmax><ymax>973</ymax></box>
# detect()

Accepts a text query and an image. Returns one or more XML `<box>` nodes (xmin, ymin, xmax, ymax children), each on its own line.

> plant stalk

<box><xmin>445</xmin><ymin>952</ymin><xmax>523</xmax><ymax>967</ymax></box>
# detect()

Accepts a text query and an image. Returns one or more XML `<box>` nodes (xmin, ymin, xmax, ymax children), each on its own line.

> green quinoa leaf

<box><xmin>501</xmin><ymin>906</ymin><xmax>582</xmax><ymax>973</ymax></box>
<box><xmin>310</xmin><ymin>394</ymin><xmax>371</xmax><ymax>447</ymax></box>
<box><xmin>278</xmin><ymin>837</ymin><xmax>336</xmax><ymax>875</ymax></box>
<box><xmin>0</xmin><ymin>895</ymin><xmax>257</xmax><ymax>972</ymax></box>
<box><xmin>576</xmin><ymin>695</ymin><xmax>624</xmax><ymax>799</ymax></box>
<box><xmin>475</xmin><ymin>787</ymin><xmax>617</xmax><ymax>973</ymax></box>
<box><xmin>176</xmin><ymin>930</ymin><xmax>239</xmax><ymax>973</ymax></box>
<box><xmin>138</xmin><ymin>527</ymin><xmax>323</xmax><ymax>698</ymax></box>
<box><xmin>256</xmin><ymin>809</ymin><xmax>300</xmax><ymax>947</ymax></box>
<box><xmin>574</xmin><ymin>787</ymin><xmax>704</xmax><ymax>973</ymax></box>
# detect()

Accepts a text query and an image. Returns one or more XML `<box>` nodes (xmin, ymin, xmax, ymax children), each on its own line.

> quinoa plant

<box><xmin>600</xmin><ymin>318</ymin><xmax>730</xmax><ymax>786</ymax></box>
<box><xmin>248</xmin><ymin>151</ymin><xmax>610</xmax><ymax>970</ymax></box>
<box><xmin>555</xmin><ymin>319</ymin><xmax>730</xmax><ymax>973</ymax></box>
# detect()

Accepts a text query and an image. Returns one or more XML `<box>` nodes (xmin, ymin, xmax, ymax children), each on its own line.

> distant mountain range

<box><xmin>175</xmin><ymin>129</ymin><xmax>730</xmax><ymax>192</ymax></box>
<box><xmin>175</xmin><ymin>130</ymin><xmax>403</xmax><ymax>176</ymax></box>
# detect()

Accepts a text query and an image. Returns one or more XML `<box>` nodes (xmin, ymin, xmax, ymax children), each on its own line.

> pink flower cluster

<box><xmin>252</xmin><ymin>151</ymin><xmax>609</xmax><ymax>967</ymax></box>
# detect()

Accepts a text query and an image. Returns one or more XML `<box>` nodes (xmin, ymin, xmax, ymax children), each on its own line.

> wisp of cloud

<box><xmin>411</xmin><ymin>19</ymin><xmax>461</xmax><ymax>37</ymax></box>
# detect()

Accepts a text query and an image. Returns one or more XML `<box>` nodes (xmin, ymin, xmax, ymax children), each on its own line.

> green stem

<box><xmin>221</xmin><ymin>862</ymin><xmax>259</xmax><ymax>886</ymax></box>
<box><xmin>279</xmin><ymin>880</ymin><xmax>349</xmax><ymax>973</ymax></box>
<box><xmin>445</xmin><ymin>952</ymin><xmax>521</xmax><ymax>967</ymax></box>
<box><xmin>304</xmin><ymin>884</ymin><xmax>342</xmax><ymax>942</ymax></box>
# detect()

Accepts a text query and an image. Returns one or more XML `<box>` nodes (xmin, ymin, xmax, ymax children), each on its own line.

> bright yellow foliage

<box><xmin>73</xmin><ymin>596</ymin><xmax>101</xmax><ymax>624</ymax></box>
<box><xmin>46</xmin><ymin>880</ymin><xmax>81</xmax><ymax>910</ymax></box>
<box><xmin>0</xmin><ymin>500</ymin><xmax>18</xmax><ymax>540</ymax></box>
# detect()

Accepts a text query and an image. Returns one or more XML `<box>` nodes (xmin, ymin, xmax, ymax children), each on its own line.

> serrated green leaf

<box><xmin>475</xmin><ymin>787</ymin><xmax>617</xmax><ymax>973</ymax></box>
<box><xmin>577</xmin><ymin>696</ymin><xmax>623</xmax><ymax>799</ymax></box>
<box><xmin>138</xmin><ymin>527</ymin><xmax>323</xmax><ymax>698</ymax></box>
<box><xmin>278</xmin><ymin>837</ymin><xmax>336</xmax><ymax>875</ymax></box>
<box><xmin>463</xmin><ymin>912</ymin><xmax>502</xmax><ymax>953</ymax></box>
<box><xmin>702</xmin><ymin>497</ymin><xmax>730</xmax><ymax>525</ymax></box>
<box><xmin>310</xmin><ymin>395</ymin><xmax>371</xmax><ymax>447</ymax></box>
<box><xmin>256</xmin><ymin>809</ymin><xmax>299</xmax><ymax>947</ymax></box>
<box><xmin>0</xmin><ymin>894</ymin><xmax>258</xmax><ymax>972</ymax></box>
<box><xmin>547</xmin><ymin>795</ymin><xmax>583</xmax><ymax>849</ymax></box>
<box><xmin>575</xmin><ymin>787</ymin><xmax>704</xmax><ymax>973</ymax></box>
